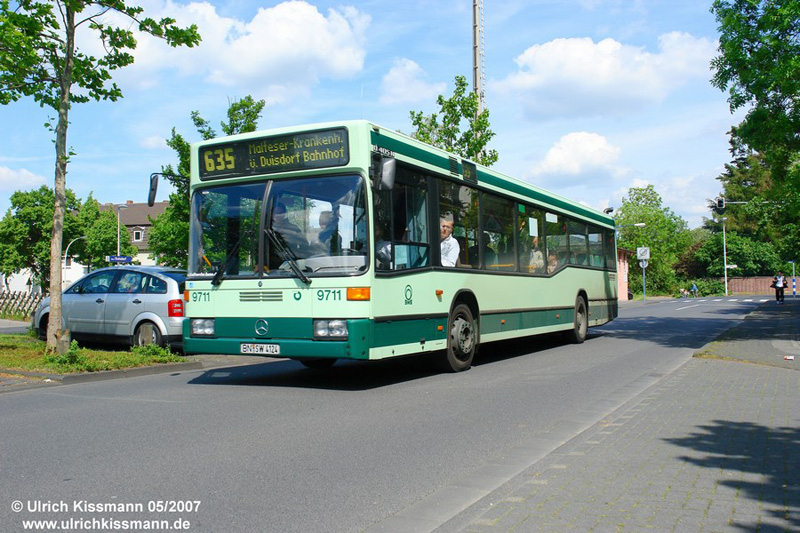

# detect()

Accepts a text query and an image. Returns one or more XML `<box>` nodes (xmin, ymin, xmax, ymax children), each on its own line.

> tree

<box><xmin>693</xmin><ymin>231</ymin><xmax>782</xmax><ymax>277</ymax></box>
<box><xmin>614</xmin><ymin>185</ymin><xmax>691</xmax><ymax>294</ymax></box>
<box><xmin>710</xmin><ymin>0</ymin><xmax>800</xmax><ymax>176</ymax></box>
<box><xmin>75</xmin><ymin>195</ymin><xmax>136</xmax><ymax>269</ymax></box>
<box><xmin>0</xmin><ymin>186</ymin><xmax>82</xmax><ymax>289</ymax></box>
<box><xmin>0</xmin><ymin>0</ymin><xmax>200</xmax><ymax>352</ymax></box>
<box><xmin>410</xmin><ymin>75</ymin><xmax>499</xmax><ymax>167</ymax></box>
<box><xmin>149</xmin><ymin>96</ymin><xmax>266</xmax><ymax>267</ymax></box>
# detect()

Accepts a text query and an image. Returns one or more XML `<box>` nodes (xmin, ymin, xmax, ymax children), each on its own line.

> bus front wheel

<box><xmin>298</xmin><ymin>358</ymin><xmax>337</xmax><ymax>369</ymax></box>
<box><xmin>567</xmin><ymin>296</ymin><xmax>588</xmax><ymax>344</ymax></box>
<box><xmin>441</xmin><ymin>303</ymin><xmax>476</xmax><ymax>372</ymax></box>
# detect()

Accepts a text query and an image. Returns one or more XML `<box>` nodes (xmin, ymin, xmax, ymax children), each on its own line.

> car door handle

<box><xmin>132</xmin><ymin>299</ymin><xmax>142</xmax><ymax>304</ymax></box>
<box><xmin>95</xmin><ymin>298</ymin><xmax>104</xmax><ymax>303</ymax></box>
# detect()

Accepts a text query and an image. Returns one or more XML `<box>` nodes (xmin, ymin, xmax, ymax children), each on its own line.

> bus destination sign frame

<box><xmin>199</xmin><ymin>127</ymin><xmax>350</xmax><ymax>180</ymax></box>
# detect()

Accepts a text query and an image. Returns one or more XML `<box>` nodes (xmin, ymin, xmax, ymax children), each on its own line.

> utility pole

<box><xmin>472</xmin><ymin>0</ymin><xmax>485</xmax><ymax>119</ymax></box>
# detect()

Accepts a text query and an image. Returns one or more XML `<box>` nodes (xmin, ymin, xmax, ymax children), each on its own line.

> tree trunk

<box><xmin>46</xmin><ymin>6</ymin><xmax>75</xmax><ymax>354</ymax></box>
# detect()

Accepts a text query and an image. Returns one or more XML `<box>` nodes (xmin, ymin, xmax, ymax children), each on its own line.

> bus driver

<box><xmin>440</xmin><ymin>215</ymin><xmax>460</xmax><ymax>267</ymax></box>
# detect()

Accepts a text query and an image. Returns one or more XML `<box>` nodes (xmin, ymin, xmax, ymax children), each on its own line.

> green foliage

<box><xmin>149</xmin><ymin>96</ymin><xmax>266</xmax><ymax>268</ymax></box>
<box><xmin>410</xmin><ymin>75</ymin><xmax>499</xmax><ymax>167</ymax></box>
<box><xmin>130</xmin><ymin>343</ymin><xmax>176</xmax><ymax>362</ymax></box>
<box><xmin>688</xmin><ymin>278</ymin><xmax>726</xmax><ymax>297</ymax></box>
<box><xmin>44</xmin><ymin>340</ymin><xmax>87</xmax><ymax>368</ymax></box>
<box><xmin>0</xmin><ymin>1</ymin><xmax>201</xmax><ymax>108</ymax></box>
<box><xmin>710</xmin><ymin>0</ymin><xmax>800</xmax><ymax>175</ymax></box>
<box><xmin>0</xmin><ymin>186</ymin><xmax>82</xmax><ymax>288</ymax></box>
<box><xmin>615</xmin><ymin>185</ymin><xmax>691</xmax><ymax>294</ymax></box>
<box><xmin>694</xmin><ymin>230</ymin><xmax>782</xmax><ymax>277</ymax></box>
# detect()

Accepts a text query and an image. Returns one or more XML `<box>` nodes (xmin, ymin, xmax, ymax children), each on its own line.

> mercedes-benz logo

<box><xmin>255</xmin><ymin>319</ymin><xmax>269</xmax><ymax>336</ymax></box>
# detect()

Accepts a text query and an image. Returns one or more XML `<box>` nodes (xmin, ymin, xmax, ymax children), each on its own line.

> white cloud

<box><xmin>0</xmin><ymin>167</ymin><xmax>46</xmax><ymax>193</ymax></box>
<box><xmin>102</xmin><ymin>1</ymin><xmax>370</xmax><ymax>101</ymax></box>
<box><xmin>494</xmin><ymin>32</ymin><xmax>716</xmax><ymax>119</ymax></box>
<box><xmin>140</xmin><ymin>136</ymin><xmax>168</xmax><ymax>149</ymax></box>
<box><xmin>528</xmin><ymin>132</ymin><xmax>627</xmax><ymax>186</ymax></box>
<box><xmin>379</xmin><ymin>58</ymin><xmax>447</xmax><ymax>105</ymax></box>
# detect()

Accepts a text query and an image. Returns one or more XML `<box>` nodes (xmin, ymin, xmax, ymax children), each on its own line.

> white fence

<box><xmin>0</xmin><ymin>291</ymin><xmax>43</xmax><ymax>319</ymax></box>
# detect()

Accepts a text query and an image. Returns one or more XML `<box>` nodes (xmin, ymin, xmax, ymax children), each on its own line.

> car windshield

<box><xmin>188</xmin><ymin>175</ymin><xmax>368</xmax><ymax>279</ymax></box>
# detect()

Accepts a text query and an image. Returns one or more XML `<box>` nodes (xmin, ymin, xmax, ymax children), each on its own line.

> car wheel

<box><xmin>38</xmin><ymin>314</ymin><xmax>49</xmax><ymax>340</ymax></box>
<box><xmin>132</xmin><ymin>321</ymin><xmax>164</xmax><ymax>348</ymax></box>
<box><xmin>440</xmin><ymin>303</ymin><xmax>476</xmax><ymax>372</ymax></box>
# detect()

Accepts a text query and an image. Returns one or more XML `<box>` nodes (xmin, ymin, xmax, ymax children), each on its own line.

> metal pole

<box><xmin>642</xmin><ymin>264</ymin><xmax>646</xmax><ymax>301</ymax></box>
<box><xmin>117</xmin><ymin>208</ymin><xmax>121</xmax><ymax>256</ymax></box>
<box><xmin>722</xmin><ymin>217</ymin><xmax>728</xmax><ymax>296</ymax></box>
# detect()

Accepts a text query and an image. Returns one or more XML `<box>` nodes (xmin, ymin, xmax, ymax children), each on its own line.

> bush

<box><xmin>44</xmin><ymin>340</ymin><xmax>87</xmax><ymax>367</ymax></box>
<box><xmin>130</xmin><ymin>343</ymin><xmax>177</xmax><ymax>363</ymax></box>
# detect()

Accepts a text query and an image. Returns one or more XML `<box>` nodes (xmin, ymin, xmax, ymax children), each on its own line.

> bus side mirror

<box><xmin>148</xmin><ymin>173</ymin><xmax>159</xmax><ymax>207</ymax></box>
<box><xmin>371</xmin><ymin>154</ymin><xmax>395</xmax><ymax>191</ymax></box>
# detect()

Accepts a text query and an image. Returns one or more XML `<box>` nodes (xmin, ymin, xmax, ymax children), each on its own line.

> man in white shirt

<box><xmin>440</xmin><ymin>216</ymin><xmax>460</xmax><ymax>267</ymax></box>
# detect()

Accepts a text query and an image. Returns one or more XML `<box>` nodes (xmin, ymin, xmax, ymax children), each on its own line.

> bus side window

<box><xmin>518</xmin><ymin>206</ymin><xmax>545</xmax><ymax>274</ymax></box>
<box><xmin>438</xmin><ymin>180</ymin><xmax>478</xmax><ymax>268</ymax></box>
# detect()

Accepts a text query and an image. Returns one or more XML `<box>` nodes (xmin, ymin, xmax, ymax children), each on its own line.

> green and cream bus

<box><xmin>168</xmin><ymin>120</ymin><xmax>617</xmax><ymax>371</ymax></box>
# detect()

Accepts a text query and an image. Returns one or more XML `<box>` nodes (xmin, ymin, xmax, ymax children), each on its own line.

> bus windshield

<box><xmin>189</xmin><ymin>175</ymin><xmax>368</xmax><ymax>279</ymax></box>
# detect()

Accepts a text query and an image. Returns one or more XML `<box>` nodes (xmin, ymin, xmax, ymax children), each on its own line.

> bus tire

<box><xmin>441</xmin><ymin>303</ymin><xmax>476</xmax><ymax>372</ymax></box>
<box><xmin>299</xmin><ymin>358</ymin><xmax>337</xmax><ymax>369</ymax></box>
<box><xmin>567</xmin><ymin>295</ymin><xmax>588</xmax><ymax>344</ymax></box>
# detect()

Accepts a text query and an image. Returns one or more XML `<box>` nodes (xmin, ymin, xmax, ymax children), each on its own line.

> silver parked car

<box><xmin>33</xmin><ymin>266</ymin><xmax>186</xmax><ymax>349</ymax></box>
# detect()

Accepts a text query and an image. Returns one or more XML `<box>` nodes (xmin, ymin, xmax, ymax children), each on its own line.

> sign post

<box><xmin>637</xmin><ymin>247</ymin><xmax>650</xmax><ymax>301</ymax></box>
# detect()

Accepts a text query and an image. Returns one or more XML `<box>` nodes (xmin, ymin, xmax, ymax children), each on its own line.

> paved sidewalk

<box><xmin>441</xmin><ymin>300</ymin><xmax>799</xmax><ymax>532</ymax></box>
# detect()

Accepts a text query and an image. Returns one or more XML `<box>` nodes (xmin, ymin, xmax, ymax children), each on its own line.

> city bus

<box><xmin>159</xmin><ymin>120</ymin><xmax>617</xmax><ymax>372</ymax></box>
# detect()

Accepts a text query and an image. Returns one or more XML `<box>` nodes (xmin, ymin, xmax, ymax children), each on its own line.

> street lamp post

<box><xmin>62</xmin><ymin>236</ymin><xmax>86</xmax><ymax>287</ymax></box>
<box><xmin>116</xmin><ymin>204</ymin><xmax>129</xmax><ymax>257</ymax></box>
<box><xmin>722</xmin><ymin>217</ymin><xmax>728</xmax><ymax>296</ymax></box>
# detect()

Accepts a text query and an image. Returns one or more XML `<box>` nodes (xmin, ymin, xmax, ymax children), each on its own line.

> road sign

<box><xmin>106</xmin><ymin>255</ymin><xmax>132</xmax><ymax>263</ymax></box>
<box><xmin>726</xmin><ymin>265</ymin><xmax>738</xmax><ymax>269</ymax></box>
<box><xmin>639</xmin><ymin>259</ymin><xmax>648</xmax><ymax>269</ymax></box>
<box><xmin>636</xmin><ymin>247</ymin><xmax>650</xmax><ymax>260</ymax></box>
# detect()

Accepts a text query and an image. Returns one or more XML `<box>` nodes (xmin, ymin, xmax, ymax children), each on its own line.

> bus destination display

<box><xmin>199</xmin><ymin>128</ymin><xmax>349</xmax><ymax>180</ymax></box>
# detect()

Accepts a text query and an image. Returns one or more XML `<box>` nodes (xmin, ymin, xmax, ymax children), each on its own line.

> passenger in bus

<box><xmin>547</xmin><ymin>252</ymin><xmax>558</xmax><ymax>273</ymax></box>
<box><xmin>529</xmin><ymin>236</ymin><xmax>545</xmax><ymax>273</ymax></box>
<box><xmin>439</xmin><ymin>216</ymin><xmax>460</xmax><ymax>267</ymax></box>
<box><xmin>317</xmin><ymin>210</ymin><xmax>342</xmax><ymax>253</ymax></box>
<box><xmin>272</xmin><ymin>202</ymin><xmax>307</xmax><ymax>257</ymax></box>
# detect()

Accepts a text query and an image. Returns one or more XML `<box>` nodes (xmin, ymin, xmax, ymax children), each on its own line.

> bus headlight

<box><xmin>313</xmin><ymin>319</ymin><xmax>348</xmax><ymax>339</ymax></box>
<box><xmin>191</xmin><ymin>318</ymin><xmax>215</xmax><ymax>337</ymax></box>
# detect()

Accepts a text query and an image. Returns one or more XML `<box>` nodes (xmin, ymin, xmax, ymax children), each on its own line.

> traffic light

<box><xmin>716</xmin><ymin>197</ymin><xmax>725</xmax><ymax>210</ymax></box>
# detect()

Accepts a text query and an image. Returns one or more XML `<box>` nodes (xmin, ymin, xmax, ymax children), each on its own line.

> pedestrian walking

<box><xmin>771</xmin><ymin>271</ymin><xmax>788</xmax><ymax>304</ymax></box>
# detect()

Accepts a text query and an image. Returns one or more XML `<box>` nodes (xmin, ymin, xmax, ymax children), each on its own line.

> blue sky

<box><xmin>0</xmin><ymin>0</ymin><xmax>744</xmax><ymax>229</ymax></box>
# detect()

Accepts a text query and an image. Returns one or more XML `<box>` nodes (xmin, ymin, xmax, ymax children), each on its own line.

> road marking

<box><xmin>729</xmin><ymin>298</ymin><xmax>739</xmax><ymax>301</ymax></box>
<box><xmin>676</xmin><ymin>304</ymin><xmax>700</xmax><ymax>311</ymax></box>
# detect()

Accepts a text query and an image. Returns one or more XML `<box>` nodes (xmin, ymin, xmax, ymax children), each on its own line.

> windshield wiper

<box><xmin>211</xmin><ymin>230</ymin><xmax>251</xmax><ymax>286</ymax></box>
<box><xmin>265</xmin><ymin>228</ymin><xmax>311</xmax><ymax>285</ymax></box>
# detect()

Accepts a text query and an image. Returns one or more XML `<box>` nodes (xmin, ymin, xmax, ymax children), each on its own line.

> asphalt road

<box><xmin>0</xmin><ymin>297</ymin><xmax>769</xmax><ymax>532</ymax></box>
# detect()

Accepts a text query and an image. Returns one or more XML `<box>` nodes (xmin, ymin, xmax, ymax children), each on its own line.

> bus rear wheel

<box><xmin>567</xmin><ymin>295</ymin><xmax>588</xmax><ymax>344</ymax></box>
<box><xmin>441</xmin><ymin>303</ymin><xmax>476</xmax><ymax>372</ymax></box>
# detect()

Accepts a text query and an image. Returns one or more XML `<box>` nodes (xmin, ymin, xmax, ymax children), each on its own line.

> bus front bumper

<box><xmin>182</xmin><ymin>318</ymin><xmax>371</xmax><ymax>360</ymax></box>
